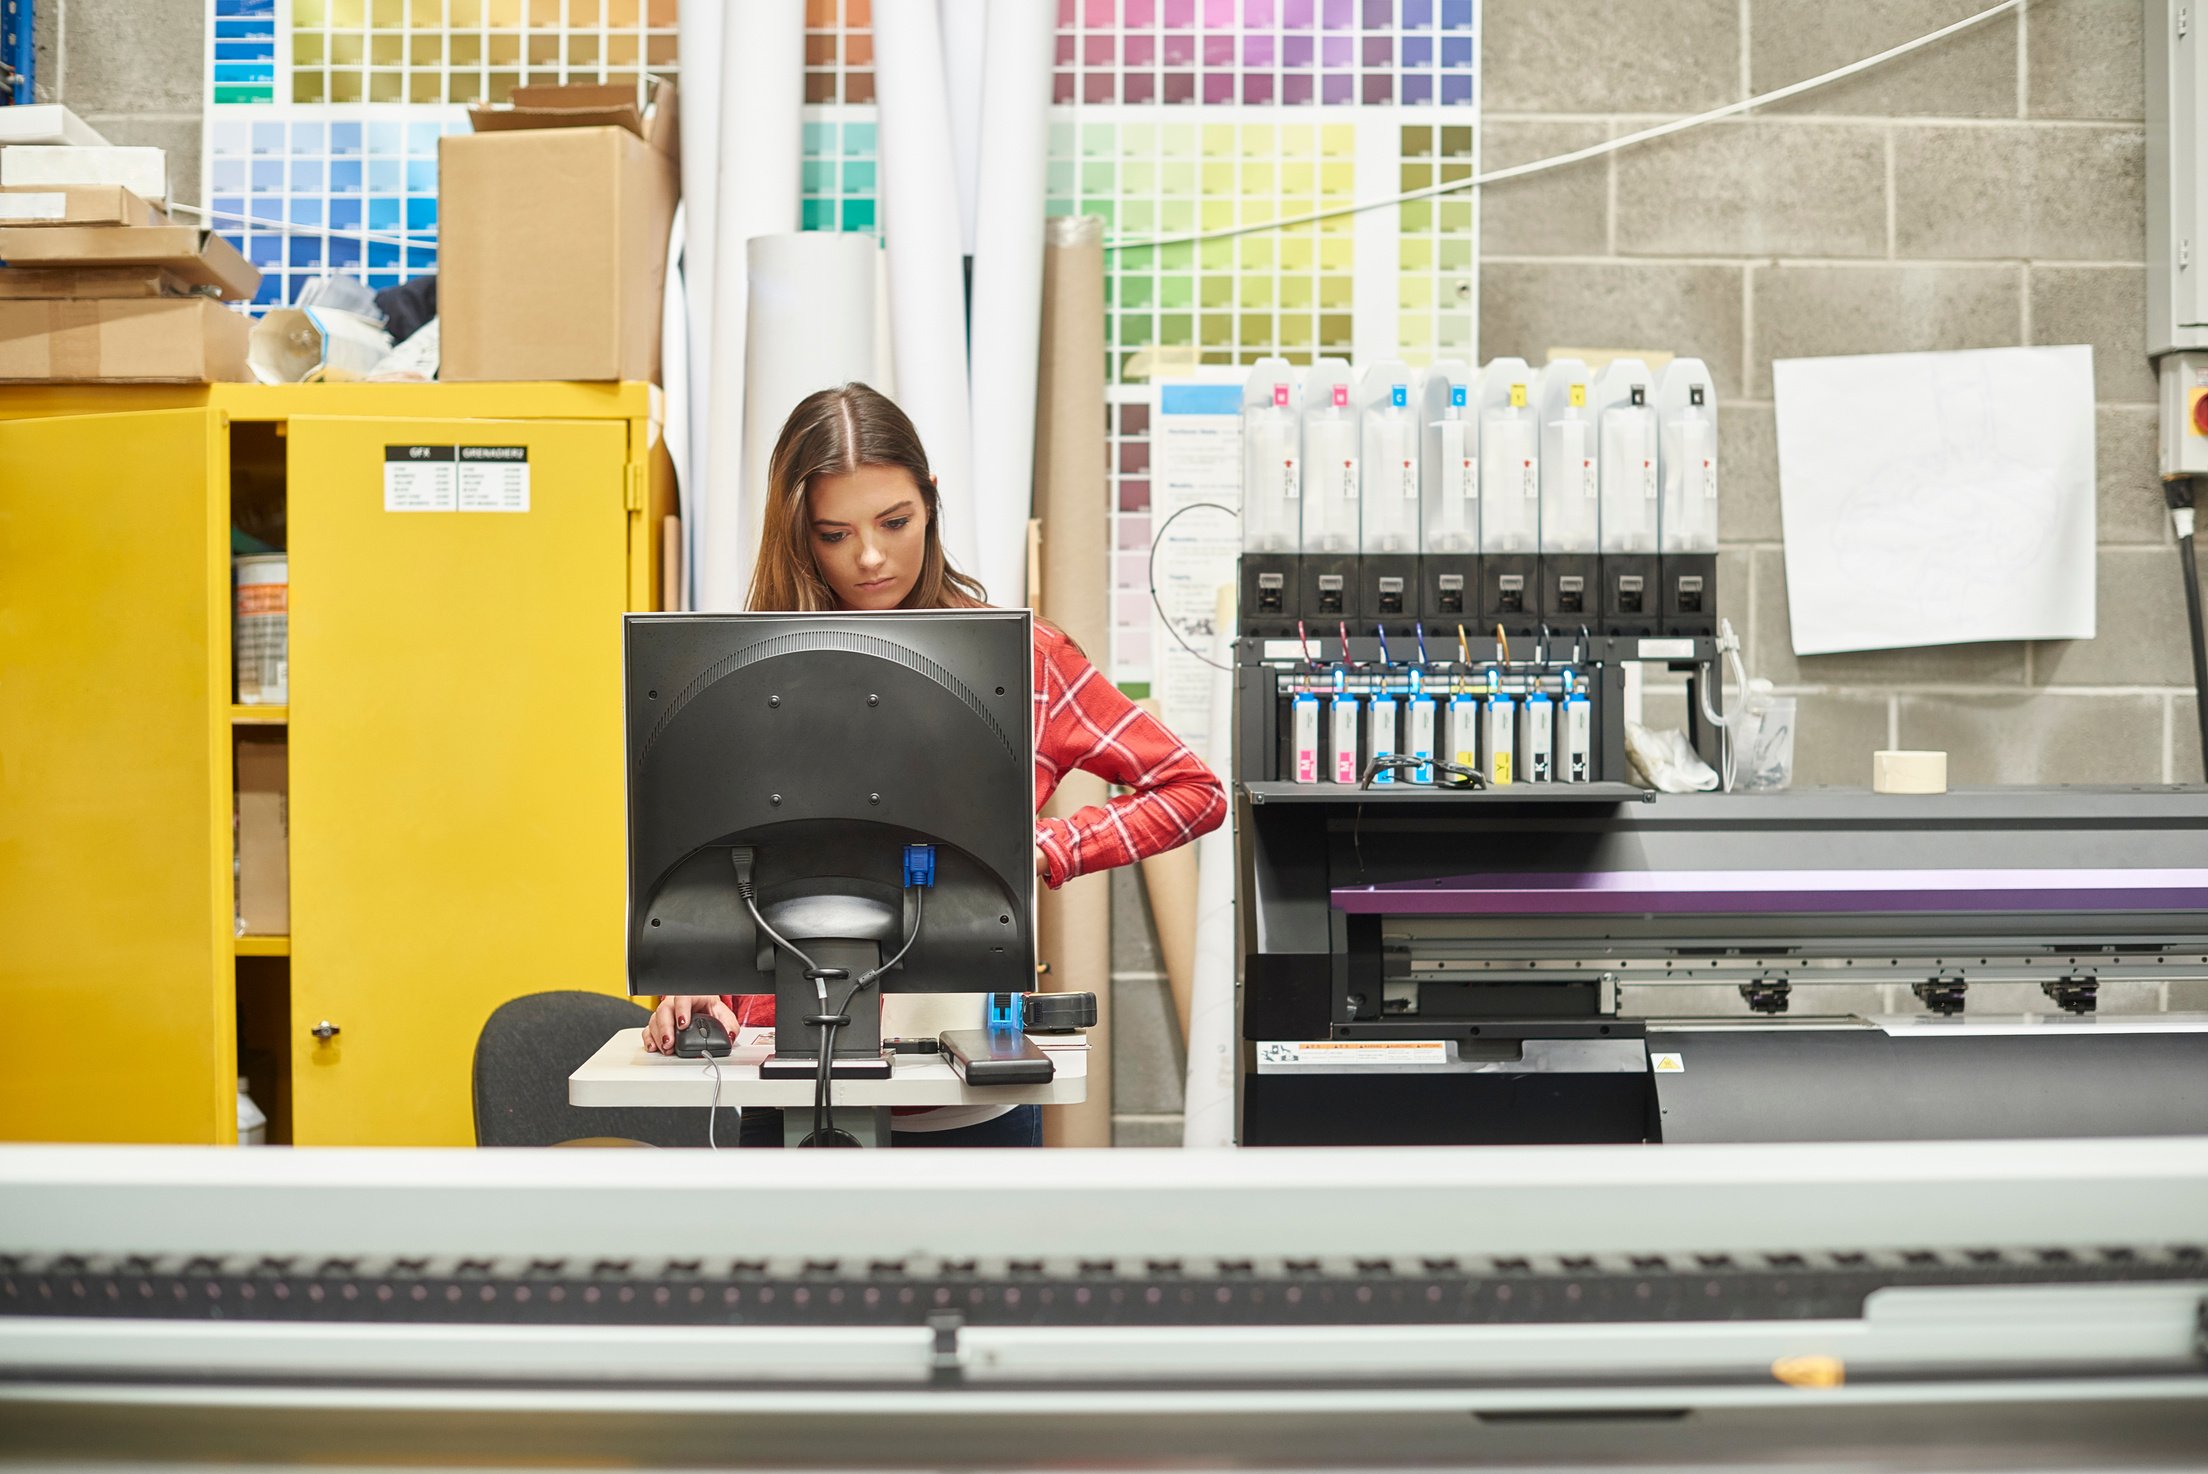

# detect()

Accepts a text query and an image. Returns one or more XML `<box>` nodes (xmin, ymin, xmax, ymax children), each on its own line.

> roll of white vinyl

<box><xmin>659</xmin><ymin>204</ymin><xmax>690</xmax><ymax>609</ymax></box>
<box><xmin>741</xmin><ymin>232</ymin><xmax>879</xmax><ymax>587</ymax></box>
<box><xmin>966</xmin><ymin>0</ymin><xmax>1056</xmax><ymax>610</ymax></box>
<box><xmin>1874</xmin><ymin>749</ymin><xmax>1949</xmax><ymax>794</ymax></box>
<box><xmin>676</xmin><ymin>0</ymin><xmax>722</xmax><ymax>605</ymax></box>
<box><xmin>1184</xmin><ymin>583</ymin><xmax>1239</xmax><ymax>1149</ymax></box>
<box><xmin>940</xmin><ymin>0</ymin><xmax>987</xmax><ymax>257</ymax></box>
<box><xmin>872</xmin><ymin>0</ymin><xmax>981</xmax><ymax>593</ymax></box>
<box><xmin>699</xmin><ymin>0</ymin><xmax>803</xmax><ymax>611</ymax></box>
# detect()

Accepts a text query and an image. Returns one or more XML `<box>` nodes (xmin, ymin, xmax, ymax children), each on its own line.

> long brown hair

<box><xmin>746</xmin><ymin>382</ymin><xmax>991</xmax><ymax>613</ymax></box>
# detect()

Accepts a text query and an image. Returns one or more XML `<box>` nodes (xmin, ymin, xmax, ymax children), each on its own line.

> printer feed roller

<box><xmin>5</xmin><ymin>1245</ymin><xmax>2202</xmax><ymax>1331</ymax></box>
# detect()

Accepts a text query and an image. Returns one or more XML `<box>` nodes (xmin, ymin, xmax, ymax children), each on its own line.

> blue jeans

<box><xmin>736</xmin><ymin>1105</ymin><xmax>1042</xmax><ymax>1148</ymax></box>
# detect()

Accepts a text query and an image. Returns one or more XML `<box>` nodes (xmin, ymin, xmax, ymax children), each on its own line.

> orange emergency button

<box><xmin>2191</xmin><ymin>387</ymin><xmax>2208</xmax><ymax>437</ymax></box>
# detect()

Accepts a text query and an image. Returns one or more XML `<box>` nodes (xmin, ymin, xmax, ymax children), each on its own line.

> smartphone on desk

<box><xmin>939</xmin><ymin>1028</ymin><xmax>1054</xmax><ymax>1085</ymax></box>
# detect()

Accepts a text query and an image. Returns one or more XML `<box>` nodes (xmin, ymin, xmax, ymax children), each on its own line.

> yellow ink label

<box><xmin>1568</xmin><ymin>382</ymin><xmax>1586</xmax><ymax>408</ymax></box>
<box><xmin>1493</xmin><ymin>753</ymin><xmax>1512</xmax><ymax>784</ymax></box>
<box><xmin>1507</xmin><ymin>382</ymin><xmax>1526</xmax><ymax>408</ymax></box>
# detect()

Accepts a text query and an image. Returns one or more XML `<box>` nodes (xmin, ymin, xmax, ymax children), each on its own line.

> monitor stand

<box><xmin>759</xmin><ymin>938</ymin><xmax>895</xmax><ymax>1080</ymax></box>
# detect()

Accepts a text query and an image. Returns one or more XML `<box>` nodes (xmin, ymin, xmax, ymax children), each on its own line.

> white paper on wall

<box><xmin>1773</xmin><ymin>345</ymin><xmax>2098</xmax><ymax>656</ymax></box>
<box><xmin>1149</xmin><ymin>376</ymin><xmax>1246</xmax><ymax>755</ymax></box>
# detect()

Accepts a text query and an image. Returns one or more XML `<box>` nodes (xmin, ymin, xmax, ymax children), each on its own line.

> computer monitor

<box><xmin>624</xmin><ymin>610</ymin><xmax>1037</xmax><ymax>1066</ymax></box>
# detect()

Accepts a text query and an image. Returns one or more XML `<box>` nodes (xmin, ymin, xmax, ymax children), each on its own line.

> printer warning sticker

<box><xmin>1651</xmin><ymin>1052</ymin><xmax>1685</xmax><ymax>1073</ymax></box>
<box><xmin>457</xmin><ymin>445</ymin><xmax>530</xmax><ymax>512</ymax></box>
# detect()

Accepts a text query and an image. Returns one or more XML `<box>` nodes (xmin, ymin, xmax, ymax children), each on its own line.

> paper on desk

<box><xmin>1773</xmin><ymin>345</ymin><xmax>2096</xmax><ymax>655</ymax></box>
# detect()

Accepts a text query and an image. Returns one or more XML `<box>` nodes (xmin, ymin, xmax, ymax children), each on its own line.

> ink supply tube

<box><xmin>1524</xmin><ymin>689</ymin><xmax>1555</xmax><ymax>783</ymax></box>
<box><xmin>1407</xmin><ymin>676</ymin><xmax>1437</xmax><ymax>784</ymax></box>
<box><xmin>1292</xmin><ymin>690</ymin><xmax>1321</xmax><ymax>784</ymax></box>
<box><xmin>1368</xmin><ymin>688</ymin><xmax>1399</xmax><ymax>783</ymax></box>
<box><xmin>1485</xmin><ymin>677</ymin><xmax>1516</xmax><ymax>786</ymax></box>
<box><xmin>1448</xmin><ymin>692</ymin><xmax>1481</xmax><ymax>774</ymax></box>
<box><xmin>1330</xmin><ymin>687</ymin><xmax>1361</xmax><ymax>785</ymax></box>
<box><xmin>1563</xmin><ymin>684</ymin><xmax>1592</xmax><ymax>783</ymax></box>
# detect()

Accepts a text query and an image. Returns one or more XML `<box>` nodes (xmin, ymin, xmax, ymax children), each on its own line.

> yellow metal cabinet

<box><xmin>0</xmin><ymin>385</ymin><xmax>669</xmax><ymax>1146</ymax></box>
<box><xmin>0</xmin><ymin>410</ymin><xmax>235</xmax><ymax>1142</ymax></box>
<box><xmin>286</xmin><ymin>416</ymin><xmax>632</xmax><ymax>1144</ymax></box>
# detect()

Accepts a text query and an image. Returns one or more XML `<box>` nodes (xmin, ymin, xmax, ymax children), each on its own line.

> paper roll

<box><xmin>1034</xmin><ymin>215</ymin><xmax>1107</xmax><ymax>651</ymax></box>
<box><xmin>1037</xmin><ymin>772</ymin><xmax>1113</xmax><ymax>1148</ymax></box>
<box><xmin>1183</xmin><ymin>583</ymin><xmax>1239</xmax><ymax>1149</ymax></box>
<box><xmin>940</xmin><ymin>0</ymin><xmax>987</xmax><ymax>258</ymax></box>
<box><xmin>699</xmin><ymin>1</ymin><xmax>803</xmax><ymax>611</ymax></box>
<box><xmin>1033</xmin><ymin>213</ymin><xmax>1113</xmax><ymax>1148</ymax></box>
<box><xmin>658</xmin><ymin>204</ymin><xmax>690</xmax><ymax>606</ymax></box>
<box><xmin>1137</xmin><ymin>697</ymin><xmax>1197</xmax><ymax>1042</ymax></box>
<box><xmin>966</xmin><ymin>0</ymin><xmax>1057</xmax><ymax>611</ymax></box>
<box><xmin>741</xmin><ymin>233</ymin><xmax>878</xmax><ymax>563</ymax></box>
<box><xmin>872</xmin><ymin>0</ymin><xmax>981</xmax><ymax>594</ymax></box>
<box><xmin>676</xmin><ymin>0</ymin><xmax>721</xmax><ymax>605</ymax></box>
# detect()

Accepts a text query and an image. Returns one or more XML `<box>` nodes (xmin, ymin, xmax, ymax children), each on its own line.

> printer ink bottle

<box><xmin>1368</xmin><ymin>685</ymin><xmax>1399</xmax><ymax>784</ymax></box>
<box><xmin>1524</xmin><ymin>686</ymin><xmax>1555</xmax><ymax>783</ymax></box>
<box><xmin>1330</xmin><ymin>671</ymin><xmax>1360</xmax><ymax>785</ymax></box>
<box><xmin>1291</xmin><ymin>689</ymin><xmax>1320</xmax><ymax>784</ymax></box>
<box><xmin>1448</xmin><ymin>688</ymin><xmax>1480</xmax><ymax>778</ymax></box>
<box><xmin>1406</xmin><ymin>669</ymin><xmax>1436</xmax><ymax>784</ymax></box>
<box><xmin>1485</xmin><ymin>670</ymin><xmax>1516</xmax><ymax>785</ymax></box>
<box><xmin>1561</xmin><ymin>669</ymin><xmax>1592</xmax><ymax>782</ymax></box>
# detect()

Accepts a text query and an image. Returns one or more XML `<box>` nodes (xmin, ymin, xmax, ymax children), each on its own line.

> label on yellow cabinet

<box><xmin>385</xmin><ymin>444</ymin><xmax>456</xmax><ymax>511</ymax></box>
<box><xmin>457</xmin><ymin>445</ymin><xmax>531</xmax><ymax>512</ymax></box>
<box><xmin>385</xmin><ymin>445</ymin><xmax>532</xmax><ymax>513</ymax></box>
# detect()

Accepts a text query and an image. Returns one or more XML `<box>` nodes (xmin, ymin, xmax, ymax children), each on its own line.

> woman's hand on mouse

<box><xmin>644</xmin><ymin>995</ymin><xmax>741</xmax><ymax>1054</ymax></box>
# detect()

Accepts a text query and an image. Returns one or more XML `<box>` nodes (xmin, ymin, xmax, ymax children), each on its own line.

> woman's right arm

<box><xmin>641</xmin><ymin>995</ymin><xmax>741</xmax><ymax>1053</ymax></box>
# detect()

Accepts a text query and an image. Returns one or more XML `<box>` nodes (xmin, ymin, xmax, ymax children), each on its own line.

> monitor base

<box><xmin>760</xmin><ymin>1053</ymin><xmax>895</xmax><ymax>1081</ymax></box>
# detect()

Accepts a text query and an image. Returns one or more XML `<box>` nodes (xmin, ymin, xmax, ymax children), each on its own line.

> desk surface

<box><xmin>570</xmin><ymin>1028</ymin><xmax>1089</xmax><ymax>1109</ymax></box>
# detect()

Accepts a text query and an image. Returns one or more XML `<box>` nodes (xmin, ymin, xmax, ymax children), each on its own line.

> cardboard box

<box><xmin>0</xmin><ymin>224</ymin><xmax>259</xmax><ymax>299</ymax></box>
<box><xmin>0</xmin><ymin>146</ymin><xmax>168</xmax><ymax>205</ymax></box>
<box><xmin>0</xmin><ymin>185</ymin><xmax>168</xmax><ymax>227</ymax></box>
<box><xmin>438</xmin><ymin>80</ymin><xmax>678</xmax><ymax>382</ymax></box>
<box><xmin>0</xmin><ymin>298</ymin><xmax>254</xmax><ymax>382</ymax></box>
<box><xmin>0</xmin><ymin>267</ymin><xmax>187</xmax><ymax>299</ymax></box>
<box><xmin>235</xmin><ymin>733</ymin><xmax>290</xmax><ymax>938</ymax></box>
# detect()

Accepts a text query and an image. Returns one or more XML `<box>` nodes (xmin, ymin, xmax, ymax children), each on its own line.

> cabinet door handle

<box><xmin>311</xmin><ymin>1021</ymin><xmax>341</xmax><ymax>1042</ymax></box>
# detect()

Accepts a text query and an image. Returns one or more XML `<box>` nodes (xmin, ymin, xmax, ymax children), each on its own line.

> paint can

<box><xmin>234</xmin><ymin>554</ymin><xmax>288</xmax><ymax>705</ymax></box>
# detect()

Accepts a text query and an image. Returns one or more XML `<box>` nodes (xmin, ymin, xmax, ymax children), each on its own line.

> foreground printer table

<box><xmin>2</xmin><ymin>1139</ymin><xmax>2205</xmax><ymax>1469</ymax></box>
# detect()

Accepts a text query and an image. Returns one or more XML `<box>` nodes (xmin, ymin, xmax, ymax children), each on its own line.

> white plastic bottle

<box><xmin>237</xmin><ymin>1076</ymin><xmax>268</xmax><ymax>1146</ymax></box>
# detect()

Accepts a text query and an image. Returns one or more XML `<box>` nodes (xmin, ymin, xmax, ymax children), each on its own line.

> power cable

<box><xmin>1103</xmin><ymin>0</ymin><xmax>2023</xmax><ymax>254</ymax></box>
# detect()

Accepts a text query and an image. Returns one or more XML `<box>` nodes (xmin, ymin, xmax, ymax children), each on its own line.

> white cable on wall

<box><xmin>1105</xmin><ymin>0</ymin><xmax>2023</xmax><ymax>253</ymax></box>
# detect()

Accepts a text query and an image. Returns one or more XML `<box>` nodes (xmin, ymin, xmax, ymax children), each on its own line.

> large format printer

<box><xmin>1234</xmin><ymin>775</ymin><xmax>2208</xmax><ymax>1146</ymax></box>
<box><xmin>2</xmin><ymin>1142</ymin><xmax>2206</xmax><ymax>1469</ymax></box>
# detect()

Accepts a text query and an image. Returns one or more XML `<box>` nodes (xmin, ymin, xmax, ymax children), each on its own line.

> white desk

<box><xmin>569</xmin><ymin>1027</ymin><xmax>1089</xmax><ymax>1111</ymax></box>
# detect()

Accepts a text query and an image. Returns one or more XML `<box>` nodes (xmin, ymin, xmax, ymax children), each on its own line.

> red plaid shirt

<box><xmin>727</xmin><ymin>621</ymin><xmax>1225</xmax><ymax>1028</ymax></box>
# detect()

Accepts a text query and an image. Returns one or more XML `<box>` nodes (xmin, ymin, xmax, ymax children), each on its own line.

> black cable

<box><xmin>1147</xmin><ymin>501</ymin><xmax>1240</xmax><ymax>672</ymax></box>
<box><xmin>804</xmin><ymin>889</ymin><xmax>926</xmax><ymax>1148</ymax></box>
<box><xmin>2170</xmin><ymin>479</ymin><xmax>2208</xmax><ymax>780</ymax></box>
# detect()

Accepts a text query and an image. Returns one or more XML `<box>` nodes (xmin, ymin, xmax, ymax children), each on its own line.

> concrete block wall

<box><xmin>1480</xmin><ymin>0</ymin><xmax>2202</xmax><ymax>791</ymax></box>
<box><xmin>31</xmin><ymin>0</ymin><xmax>205</xmax><ymax>208</ymax></box>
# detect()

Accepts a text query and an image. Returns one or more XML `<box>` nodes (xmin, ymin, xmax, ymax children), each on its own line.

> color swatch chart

<box><xmin>285</xmin><ymin>0</ymin><xmax>677</xmax><ymax>106</ymax></box>
<box><xmin>205</xmin><ymin>108</ymin><xmax>458</xmax><ymax>305</ymax></box>
<box><xmin>1054</xmin><ymin>0</ymin><xmax>1478</xmax><ymax>107</ymax></box>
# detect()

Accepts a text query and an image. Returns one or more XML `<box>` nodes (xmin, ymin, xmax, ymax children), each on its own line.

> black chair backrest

<box><xmin>472</xmin><ymin>990</ymin><xmax>735</xmax><ymax>1148</ymax></box>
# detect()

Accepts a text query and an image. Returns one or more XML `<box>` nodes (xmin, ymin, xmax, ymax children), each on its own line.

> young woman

<box><xmin>643</xmin><ymin>382</ymin><xmax>1225</xmax><ymax>1147</ymax></box>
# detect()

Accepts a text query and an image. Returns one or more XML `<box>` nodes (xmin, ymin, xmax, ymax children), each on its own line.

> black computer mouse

<box><xmin>673</xmin><ymin>1012</ymin><xmax>732</xmax><ymax>1058</ymax></box>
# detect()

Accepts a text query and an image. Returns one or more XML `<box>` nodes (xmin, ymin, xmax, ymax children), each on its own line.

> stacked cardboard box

<box><xmin>439</xmin><ymin>80</ymin><xmax>679</xmax><ymax>382</ymax></box>
<box><xmin>0</xmin><ymin>136</ymin><xmax>259</xmax><ymax>382</ymax></box>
